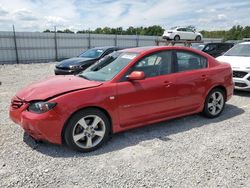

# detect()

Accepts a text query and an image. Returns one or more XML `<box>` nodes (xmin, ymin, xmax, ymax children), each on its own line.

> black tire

<box><xmin>203</xmin><ymin>88</ymin><xmax>225</xmax><ymax>118</ymax></box>
<box><xmin>63</xmin><ymin>108</ymin><xmax>111</xmax><ymax>152</ymax></box>
<box><xmin>195</xmin><ymin>35</ymin><xmax>202</xmax><ymax>41</ymax></box>
<box><xmin>174</xmin><ymin>35</ymin><xmax>180</xmax><ymax>41</ymax></box>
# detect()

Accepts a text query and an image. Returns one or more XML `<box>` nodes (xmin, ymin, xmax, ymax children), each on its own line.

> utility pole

<box><xmin>54</xmin><ymin>26</ymin><xmax>58</xmax><ymax>61</ymax></box>
<box><xmin>13</xmin><ymin>25</ymin><xmax>19</xmax><ymax>64</ymax></box>
<box><xmin>88</xmin><ymin>28</ymin><xmax>91</xmax><ymax>49</ymax></box>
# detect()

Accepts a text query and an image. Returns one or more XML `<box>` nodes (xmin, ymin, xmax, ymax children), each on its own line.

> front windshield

<box><xmin>78</xmin><ymin>51</ymin><xmax>139</xmax><ymax>81</ymax></box>
<box><xmin>191</xmin><ymin>44</ymin><xmax>205</xmax><ymax>51</ymax></box>
<box><xmin>79</xmin><ymin>48</ymin><xmax>104</xmax><ymax>58</ymax></box>
<box><xmin>224</xmin><ymin>43</ymin><xmax>250</xmax><ymax>57</ymax></box>
<box><xmin>170</xmin><ymin>26</ymin><xmax>178</xmax><ymax>30</ymax></box>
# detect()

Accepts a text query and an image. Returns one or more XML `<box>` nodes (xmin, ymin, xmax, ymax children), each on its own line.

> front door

<box><xmin>116</xmin><ymin>51</ymin><xmax>177</xmax><ymax>127</ymax></box>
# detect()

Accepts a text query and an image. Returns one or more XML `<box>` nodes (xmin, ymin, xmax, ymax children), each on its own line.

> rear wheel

<box><xmin>195</xmin><ymin>35</ymin><xmax>202</xmax><ymax>41</ymax></box>
<box><xmin>64</xmin><ymin>108</ymin><xmax>111</xmax><ymax>152</ymax></box>
<box><xmin>203</xmin><ymin>88</ymin><xmax>225</xmax><ymax>118</ymax></box>
<box><xmin>174</xmin><ymin>35</ymin><xmax>180</xmax><ymax>41</ymax></box>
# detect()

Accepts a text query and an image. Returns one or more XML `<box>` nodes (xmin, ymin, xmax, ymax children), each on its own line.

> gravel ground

<box><xmin>0</xmin><ymin>63</ymin><xmax>250</xmax><ymax>188</ymax></box>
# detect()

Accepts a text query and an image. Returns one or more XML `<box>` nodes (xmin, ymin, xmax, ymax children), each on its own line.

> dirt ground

<box><xmin>0</xmin><ymin>63</ymin><xmax>250</xmax><ymax>188</ymax></box>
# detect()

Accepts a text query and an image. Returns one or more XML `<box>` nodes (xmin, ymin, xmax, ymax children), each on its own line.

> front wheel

<box><xmin>174</xmin><ymin>35</ymin><xmax>180</xmax><ymax>41</ymax></box>
<box><xmin>203</xmin><ymin>88</ymin><xmax>225</xmax><ymax>118</ymax></box>
<box><xmin>64</xmin><ymin>108</ymin><xmax>111</xmax><ymax>152</ymax></box>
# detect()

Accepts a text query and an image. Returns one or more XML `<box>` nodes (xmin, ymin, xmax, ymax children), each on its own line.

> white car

<box><xmin>162</xmin><ymin>27</ymin><xmax>203</xmax><ymax>41</ymax></box>
<box><xmin>216</xmin><ymin>42</ymin><xmax>250</xmax><ymax>91</ymax></box>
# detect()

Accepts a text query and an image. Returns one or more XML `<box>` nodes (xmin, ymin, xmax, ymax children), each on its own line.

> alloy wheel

<box><xmin>72</xmin><ymin>115</ymin><xmax>106</xmax><ymax>149</ymax></box>
<box><xmin>207</xmin><ymin>91</ymin><xmax>224</xmax><ymax>116</ymax></box>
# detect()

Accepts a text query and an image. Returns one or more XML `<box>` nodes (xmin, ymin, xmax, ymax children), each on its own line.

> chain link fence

<box><xmin>0</xmin><ymin>30</ymin><xmax>222</xmax><ymax>64</ymax></box>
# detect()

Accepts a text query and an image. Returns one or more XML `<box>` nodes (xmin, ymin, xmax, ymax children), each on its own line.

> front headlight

<box><xmin>69</xmin><ymin>65</ymin><xmax>81</xmax><ymax>69</ymax></box>
<box><xmin>28</xmin><ymin>102</ymin><xmax>57</xmax><ymax>114</ymax></box>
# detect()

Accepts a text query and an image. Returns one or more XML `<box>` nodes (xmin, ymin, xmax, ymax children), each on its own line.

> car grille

<box><xmin>233</xmin><ymin>71</ymin><xmax>248</xmax><ymax>78</ymax></box>
<box><xmin>11</xmin><ymin>97</ymin><xmax>24</xmax><ymax>109</ymax></box>
<box><xmin>235</xmin><ymin>82</ymin><xmax>248</xmax><ymax>87</ymax></box>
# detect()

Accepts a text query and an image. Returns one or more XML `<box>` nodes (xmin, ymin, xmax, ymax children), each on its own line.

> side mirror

<box><xmin>127</xmin><ymin>71</ymin><xmax>145</xmax><ymax>81</ymax></box>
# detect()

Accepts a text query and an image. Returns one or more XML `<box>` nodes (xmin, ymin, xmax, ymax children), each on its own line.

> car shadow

<box><xmin>234</xmin><ymin>90</ymin><xmax>250</xmax><ymax>97</ymax></box>
<box><xmin>23</xmin><ymin>104</ymin><xmax>244</xmax><ymax>158</ymax></box>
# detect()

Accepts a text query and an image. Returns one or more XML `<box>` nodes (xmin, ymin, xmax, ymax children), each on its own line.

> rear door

<box><xmin>173</xmin><ymin>50</ymin><xmax>210</xmax><ymax>113</ymax></box>
<box><xmin>177</xmin><ymin>28</ymin><xmax>186</xmax><ymax>39</ymax></box>
<box><xmin>185</xmin><ymin>28</ymin><xmax>196</xmax><ymax>40</ymax></box>
<box><xmin>116</xmin><ymin>51</ymin><xmax>177</xmax><ymax>127</ymax></box>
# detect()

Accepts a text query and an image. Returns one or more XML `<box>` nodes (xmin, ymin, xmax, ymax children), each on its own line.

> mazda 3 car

<box><xmin>10</xmin><ymin>46</ymin><xmax>234</xmax><ymax>152</ymax></box>
<box><xmin>54</xmin><ymin>46</ymin><xmax>120</xmax><ymax>75</ymax></box>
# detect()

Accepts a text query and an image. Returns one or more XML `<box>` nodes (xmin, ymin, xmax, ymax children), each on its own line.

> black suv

<box><xmin>192</xmin><ymin>43</ymin><xmax>234</xmax><ymax>57</ymax></box>
<box><xmin>55</xmin><ymin>46</ymin><xmax>121</xmax><ymax>75</ymax></box>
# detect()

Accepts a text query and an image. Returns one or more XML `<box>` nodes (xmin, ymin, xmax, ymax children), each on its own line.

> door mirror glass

<box><xmin>127</xmin><ymin>71</ymin><xmax>145</xmax><ymax>81</ymax></box>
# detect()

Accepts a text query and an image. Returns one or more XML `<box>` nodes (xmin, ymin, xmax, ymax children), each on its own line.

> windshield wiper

<box><xmin>78</xmin><ymin>75</ymin><xmax>91</xmax><ymax>80</ymax></box>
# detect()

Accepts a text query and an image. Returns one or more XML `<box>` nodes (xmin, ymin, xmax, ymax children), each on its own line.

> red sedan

<box><xmin>9</xmin><ymin>46</ymin><xmax>234</xmax><ymax>152</ymax></box>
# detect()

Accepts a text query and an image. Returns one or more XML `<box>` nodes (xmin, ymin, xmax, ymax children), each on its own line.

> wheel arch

<box><xmin>174</xmin><ymin>35</ymin><xmax>180</xmax><ymax>40</ymax></box>
<box><xmin>61</xmin><ymin>106</ymin><xmax>113</xmax><ymax>144</ymax></box>
<box><xmin>208</xmin><ymin>85</ymin><xmax>227</xmax><ymax>99</ymax></box>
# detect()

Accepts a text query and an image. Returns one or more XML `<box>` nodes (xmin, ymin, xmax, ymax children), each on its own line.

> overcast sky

<box><xmin>0</xmin><ymin>0</ymin><xmax>250</xmax><ymax>32</ymax></box>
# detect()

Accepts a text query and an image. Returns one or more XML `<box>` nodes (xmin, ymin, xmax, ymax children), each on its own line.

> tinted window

<box><xmin>218</xmin><ymin>44</ymin><xmax>233</xmax><ymax>51</ymax></box>
<box><xmin>186</xmin><ymin>28</ymin><xmax>193</xmax><ymax>32</ymax></box>
<box><xmin>176</xmin><ymin>51</ymin><xmax>207</xmax><ymax>72</ymax></box>
<box><xmin>177</xmin><ymin>28</ymin><xmax>186</xmax><ymax>31</ymax></box>
<box><xmin>204</xmin><ymin>44</ymin><xmax>217</xmax><ymax>52</ymax></box>
<box><xmin>103</xmin><ymin>49</ymin><xmax>114</xmax><ymax>56</ymax></box>
<box><xmin>131</xmin><ymin>51</ymin><xmax>172</xmax><ymax>78</ymax></box>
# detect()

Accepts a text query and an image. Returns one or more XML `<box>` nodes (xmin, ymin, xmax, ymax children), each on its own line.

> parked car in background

<box><xmin>10</xmin><ymin>46</ymin><xmax>233</xmax><ymax>152</ymax></box>
<box><xmin>192</xmin><ymin>43</ymin><xmax>234</xmax><ymax>57</ymax></box>
<box><xmin>216</xmin><ymin>42</ymin><xmax>250</xmax><ymax>91</ymax></box>
<box><xmin>54</xmin><ymin>46</ymin><xmax>120</xmax><ymax>75</ymax></box>
<box><xmin>162</xmin><ymin>27</ymin><xmax>203</xmax><ymax>41</ymax></box>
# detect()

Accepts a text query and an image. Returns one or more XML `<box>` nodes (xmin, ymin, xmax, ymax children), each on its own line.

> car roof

<box><xmin>91</xmin><ymin>46</ymin><xmax>118</xmax><ymax>50</ymax></box>
<box><xmin>204</xmin><ymin>42</ymin><xmax>234</xmax><ymax>45</ymax></box>
<box><xmin>120</xmin><ymin>46</ymin><xmax>205</xmax><ymax>55</ymax></box>
<box><xmin>239</xmin><ymin>42</ymin><xmax>250</xmax><ymax>45</ymax></box>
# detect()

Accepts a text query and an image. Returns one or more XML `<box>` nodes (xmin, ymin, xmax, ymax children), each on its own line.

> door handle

<box><xmin>163</xmin><ymin>81</ymin><xmax>173</xmax><ymax>88</ymax></box>
<box><xmin>201</xmin><ymin>74</ymin><xmax>207</xmax><ymax>81</ymax></box>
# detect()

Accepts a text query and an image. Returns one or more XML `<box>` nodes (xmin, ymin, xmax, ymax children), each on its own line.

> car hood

<box><xmin>57</xmin><ymin>57</ymin><xmax>95</xmax><ymax>67</ymax></box>
<box><xmin>216</xmin><ymin>55</ymin><xmax>250</xmax><ymax>69</ymax></box>
<box><xmin>16</xmin><ymin>75</ymin><xmax>102</xmax><ymax>101</ymax></box>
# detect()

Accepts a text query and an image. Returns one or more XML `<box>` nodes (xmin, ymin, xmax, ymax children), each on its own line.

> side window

<box><xmin>103</xmin><ymin>49</ymin><xmax>114</xmax><ymax>56</ymax></box>
<box><xmin>176</xmin><ymin>51</ymin><xmax>207</xmax><ymax>72</ymax></box>
<box><xmin>218</xmin><ymin>44</ymin><xmax>232</xmax><ymax>51</ymax></box>
<box><xmin>186</xmin><ymin>28</ymin><xmax>194</xmax><ymax>32</ymax></box>
<box><xmin>204</xmin><ymin>44</ymin><xmax>217</xmax><ymax>52</ymax></box>
<box><xmin>131</xmin><ymin>51</ymin><xmax>172</xmax><ymax>78</ymax></box>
